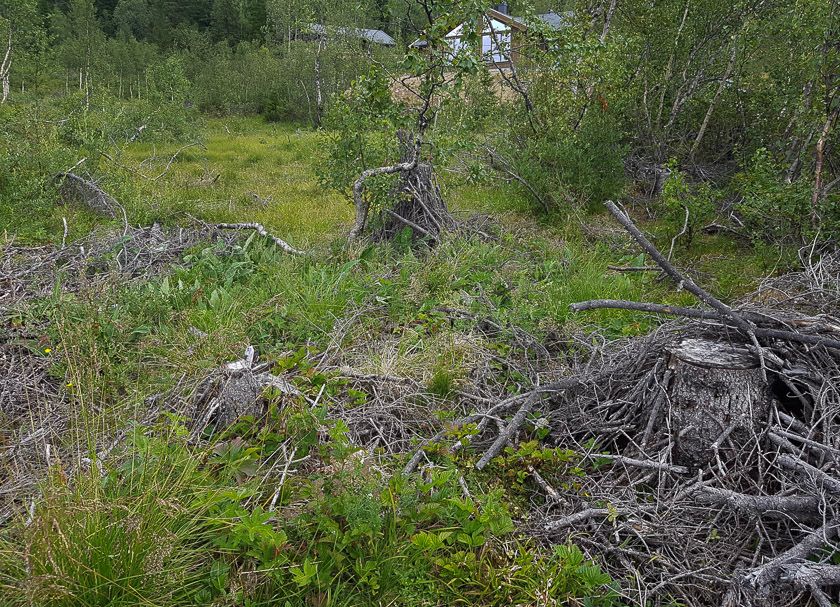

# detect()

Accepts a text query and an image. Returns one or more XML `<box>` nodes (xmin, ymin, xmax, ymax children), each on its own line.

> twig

<box><xmin>475</xmin><ymin>391</ymin><xmax>540</xmax><ymax>470</ymax></box>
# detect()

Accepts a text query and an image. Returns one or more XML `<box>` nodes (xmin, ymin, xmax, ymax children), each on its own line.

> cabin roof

<box><xmin>515</xmin><ymin>11</ymin><xmax>572</xmax><ymax>30</ymax></box>
<box><xmin>410</xmin><ymin>10</ymin><xmax>570</xmax><ymax>48</ymax></box>
<box><xmin>310</xmin><ymin>24</ymin><xmax>396</xmax><ymax>46</ymax></box>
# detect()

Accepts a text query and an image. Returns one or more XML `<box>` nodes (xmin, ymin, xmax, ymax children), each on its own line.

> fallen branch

<box><xmin>590</xmin><ymin>453</ymin><xmax>689</xmax><ymax>474</ymax></box>
<box><xmin>544</xmin><ymin>505</ymin><xmax>656</xmax><ymax>533</ymax></box>
<box><xmin>569</xmin><ymin>299</ymin><xmax>840</xmax><ymax>351</ymax></box>
<box><xmin>604</xmin><ymin>201</ymin><xmax>771</xmax><ymax>373</ymax></box>
<box><xmin>742</xmin><ymin>518</ymin><xmax>840</xmax><ymax>591</ymax></box>
<box><xmin>697</xmin><ymin>486</ymin><xmax>821</xmax><ymax>518</ymax></box>
<box><xmin>475</xmin><ymin>391</ymin><xmax>540</xmax><ymax>470</ymax></box>
<box><xmin>605</xmin><ymin>201</ymin><xmax>754</xmax><ymax>332</ymax></box>
<box><xmin>216</xmin><ymin>223</ymin><xmax>303</xmax><ymax>256</ymax></box>
<box><xmin>778</xmin><ymin>454</ymin><xmax>840</xmax><ymax>495</ymax></box>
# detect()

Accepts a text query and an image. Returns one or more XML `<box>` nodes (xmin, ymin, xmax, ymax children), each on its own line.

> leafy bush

<box><xmin>319</xmin><ymin>67</ymin><xmax>407</xmax><ymax>214</ymax></box>
<box><xmin>660</xmin><ymin>159</ymin><xmax>716</xmax><ymax>247</ymax></box>
<box><xmin>732</xmin><ymin>148</ymin><xmax>817</xmax><ymax>244</ymax></box>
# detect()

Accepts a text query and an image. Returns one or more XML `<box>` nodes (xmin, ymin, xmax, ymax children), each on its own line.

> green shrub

<box><xmin>732</xmin><ymin>147</ymin><xmax>817</xmax><ymax>244</ymax></box>
<box><xmin>660</xmin><ymin>159</ymin><xmax>716</xmax><ymax>247</ymax></box>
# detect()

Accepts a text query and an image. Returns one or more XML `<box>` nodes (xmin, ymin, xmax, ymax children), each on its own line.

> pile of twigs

<box><xmin>0</xmin><ymin>223</ymin><xmax>238</xmax><ymax>522</ymax></box>
<box><xmin>394</xmin><ymin>202</ymin><xmax>840</xmax><ymax>606</ymax></box>
<box><xmin>0</xmin><ymin>223</ymin><xmax>238</xmax><ymax>311</ymax></box>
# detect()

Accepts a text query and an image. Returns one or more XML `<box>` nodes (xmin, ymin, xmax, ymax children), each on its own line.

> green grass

<box><xmin>121</xmin><ymin>116</ymin><xmax>351</xmax><ymax>248</ymax></box>
<box><xmin>1</xmin><ymin>111</ymin><xmax>795</xmax><ymax>607</ymax></box>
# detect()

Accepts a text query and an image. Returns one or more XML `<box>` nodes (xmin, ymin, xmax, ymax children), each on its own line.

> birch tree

<box><xmin>0</xmin><ymin>0</ymin><xmax>40</xmax><ymax>103</ymax></box>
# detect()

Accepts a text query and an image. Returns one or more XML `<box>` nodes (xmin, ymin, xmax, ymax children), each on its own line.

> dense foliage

<box><xmin>2</xmin><ymin>0</ymin><xmax>837</xmax><ymax>241</ymax></box>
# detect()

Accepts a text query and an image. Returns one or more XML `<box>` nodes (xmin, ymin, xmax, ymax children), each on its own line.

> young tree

<box><xmin>54</xmin><ymin>0</ymin><xmax>106</xmax><ymax>98</ymax></box>
<box><xmin>0</xmin><ymin>0</ymin><xmax>41</xmax><ymax>102</ymax></box>
<box><xmin>335</xmin><ymin>0</ymin><xmax>488</xmax><ymax>241</ymax></box>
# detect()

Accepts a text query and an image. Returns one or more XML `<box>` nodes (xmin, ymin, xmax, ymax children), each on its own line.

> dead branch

<box><xmin>475</xmin><ymin>391</ymin><xmax>540</xmax><ymax>470</ymax></box>
<box><xmin>742</xmin><ymin>518</ymin><xmax>840</xmax><ymax>593</ymax></box>
<box><xmin>349</xmin><ymin>140</ymin><xmax>420</xmax><ymax>241</ymax></box>
<box><xmin>569</xmin><ymin>299</ymin><xmax>840</xmax><ymax>351</ymax></box>
<box><xmin>215</xmin><ymin>223</ymin><xmax>303</xmax><ymax>255</ymax></box>
<box><xmin>604</xmin><ymin>201</ymin><xmax>760</xmax><ymax>340</ymax></box>
<box><xmin>55</xmin><ymin>171</ymin><xmax>120</xmax><ymax>218</ymax></box>
<box><xmin>777</xmin><ymin>454</ymin><xmax>840</xmax><ymax>495</ymax></box>
<box><xmin>696</xmin><ymin>486</ymin><xmax>822</xmax><ymax>519</ymax></box>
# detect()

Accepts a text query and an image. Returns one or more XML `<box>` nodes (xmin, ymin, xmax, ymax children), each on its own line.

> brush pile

<box><xmin>397</xmin><ymin>203</ymin><xmax>840</xmax><ymax>606</ymax></box>
<box><xmin>0</xmin><ymin>223</ymin><xmax>239</xmax><ymax>522</ymax></box>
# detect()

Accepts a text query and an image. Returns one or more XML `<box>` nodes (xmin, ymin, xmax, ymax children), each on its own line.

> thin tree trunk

<box><xmin>811</xmin><ymin>105</ymin><xmax>840</xmax><ymax>228</ymax></box>
<box><xmin>600</xmin><ymin>0</ymin><xmax>618</xmax><ymax>43</ymax></box>
<box><xmin>655</xmin><ymin>0</ymin><xmax>691</xmax><ymax>130</ymax></box>
<box><xmin>689</xmin><ymin>39</ymin><xmax>738</xmax><ymax>161</ymax></box>
<box><xmin>314</xmin><ymin>36</ymin><xmax>325</xmax><ymax>126</ymax></box>
<box><xmin>1</xmin><ymin>27</ymin><xmax>11</xmax><ymax>104</ymax></box>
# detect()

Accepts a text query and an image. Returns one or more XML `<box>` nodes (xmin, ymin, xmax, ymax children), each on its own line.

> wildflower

<box><xmin>44</xmin><ymin>348</ymin><xmax>52</xmax><ymax>354</ymax></box>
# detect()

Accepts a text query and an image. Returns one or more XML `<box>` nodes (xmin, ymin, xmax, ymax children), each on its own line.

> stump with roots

<box><xmin>666</xmin><ymin>338</ymin><xmax>772</xmax><ymax>468</ymax></box>
<box><xmin>376</xmin><ymin>160</ymin><xmax>455</xmax><ymax>242</ymax></box>
<box><xmin>375</xmin><ymin>131</ymin><xmax>456</xmax><ymax>243</ymax></box>
<box><xmin>350</xmin><ymin>130</ymin><xmax>456</xmax><ymax>243</ymax></box>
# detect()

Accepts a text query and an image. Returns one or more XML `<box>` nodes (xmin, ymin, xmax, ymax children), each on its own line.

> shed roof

<box><xmin>310</xmin><ymin>24</ymin><xmax>396</xmax><ymax>46</ymax></box>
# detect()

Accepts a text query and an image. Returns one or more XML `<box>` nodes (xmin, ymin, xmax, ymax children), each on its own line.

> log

<box><xmin>667</xmin><ymin>338</ymin><xmax>772</xmax><ymax>467</ymax></box>
<box><xmin>55</xmin><ymin>172</ymin><xmax>119</xmax><ymax>217</ymax></box>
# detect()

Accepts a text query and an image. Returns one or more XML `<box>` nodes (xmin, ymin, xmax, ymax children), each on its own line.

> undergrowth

<box><xmin>0</xmin><ymin>114</ymin><xmax>794</xmax><ymax>606</ymax></box>
<box><xmin>0</xmin><ymin>390</ymin><xmax>619</xmax><ymax>607</ymax></box>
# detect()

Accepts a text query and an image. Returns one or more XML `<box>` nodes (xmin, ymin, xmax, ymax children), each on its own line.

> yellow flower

<box><xmin>44</xmin><ymin>348</ymin><xmax>52</xmax><ymax>354</ymax></box>
<box><xmin>66</xmin><ymin>382</ymin><xmax>74</xmax><ymax>388</ymax></box>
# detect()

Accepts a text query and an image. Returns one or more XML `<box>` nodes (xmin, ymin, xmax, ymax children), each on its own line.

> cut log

<box><xmin>666</xmin><ymin>338</ymin><xmax>773</xmax><ymax>467</ymax></box>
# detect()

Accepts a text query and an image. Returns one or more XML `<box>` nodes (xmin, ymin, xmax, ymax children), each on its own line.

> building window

<box><xmin>482</xmin><ymin>30</ymin><xmax>510</xmax><ymax>63</ymax></box>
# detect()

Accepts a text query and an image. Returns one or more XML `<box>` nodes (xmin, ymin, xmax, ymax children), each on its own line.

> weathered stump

<box><xmin>190</xmin><ymin>348</ymin><xmax>300</xmax><ymax>437</ymax></box>
<box><xmin>376</xmin><ymin>131</ymin><xmax>456</xmax><ymax>243</ymax></box>
<box><xmin>667</xmin><ymin>338</ymin><xmax>772</xmax><ymax>467</ymax></box>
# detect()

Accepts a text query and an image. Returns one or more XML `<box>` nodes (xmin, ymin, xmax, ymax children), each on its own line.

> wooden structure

<box><xmin>411</xmin><ymin>4</ymin><xmax>568</xmax><ymax>69</ymax></box>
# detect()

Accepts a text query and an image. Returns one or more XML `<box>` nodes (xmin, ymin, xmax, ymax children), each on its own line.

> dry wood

<box><xmin>55</xmin><ymin>171</ymin><xmax>120</xmax><ymax>217</ymax></box>
<box><xmin>569</xmin><ymin>299</ymin><xmax>840</xmax><ymax>351</ymax></box>
<box><xmin>349</xmin><ymin>139</ymin><xmax>420</xmax><ymax>240</ymax></box>
<box><xmin>742</xmin><ymin>518</ymin><xmax>840</xmax><ymax>593</ymax></box>
<box><xmin>216</xmin><ymin>222</ymin><xmax>303</xmax><ymax>255</ymax></box>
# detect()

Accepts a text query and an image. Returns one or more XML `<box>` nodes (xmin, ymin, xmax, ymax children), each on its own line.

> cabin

<box><xmin>411</xmin><ymin>3</ymin><xmax>568</xmax><ymax>69</ymax></box>
<box><xmin>307</xmin><ymin>24</ymin><xmax>397</xmax><ymax>48</ymax></box>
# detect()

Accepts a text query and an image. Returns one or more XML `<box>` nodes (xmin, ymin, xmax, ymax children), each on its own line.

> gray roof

<box><xmin>512</xmin><ymin>11</ymin><xmax>572</xmax><ymax>30</ymax></box>
<box><xmin>310</xmin><ymin>24</ymin><xmax>396</xmax><ymax>46</ymax></box>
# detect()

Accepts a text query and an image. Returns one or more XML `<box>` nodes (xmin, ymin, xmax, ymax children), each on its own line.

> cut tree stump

<box><xmin>376</xmin><ymin>130</ymin><xmax>455</xmax><ymax>243</ymax></box>
<box><xmin>190</xmin><ymin>347</ymin><xmax>300</xmax><ymax>437</ymax></box>
<box><xmin>667</xmin><ymin>338</ymin><xmax>773</xmax><ymax>467</ymax></box>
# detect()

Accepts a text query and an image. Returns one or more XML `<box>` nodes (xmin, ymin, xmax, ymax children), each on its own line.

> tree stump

<box><xmin>667</xmin><ymin>339</ymin><xmax>772</xmax><ymax>468</ymax></box>
<box><xmin>376</xmin><ymin>130</ymin><xmax>455</xmax><ymax>243</ymax></box>
<box><xmin>190</xmin><ymin>348</ymin><xmax>300</xmax><ymax>437</ymax></box>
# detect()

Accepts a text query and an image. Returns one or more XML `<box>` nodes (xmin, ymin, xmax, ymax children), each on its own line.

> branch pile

<box><xmin>396</xmin><ymin>202</ymin><xmax>840</xmax><ymax>606</ymax></box>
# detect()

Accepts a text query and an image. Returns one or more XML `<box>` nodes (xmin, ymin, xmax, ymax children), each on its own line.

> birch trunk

<box><xmin>811</xmin><ymin>104</ymin><xmax>839</xmax><ymax>227</ymax></box>
<box><xmin>1</xmin><ymin>27</ymin><xmax>12</xmax><ymax>104</ymax></box>
<box><xmin>689</xmin><ymin>39</ymin><xmax>738</xmax><ymax>161</ymax></box>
